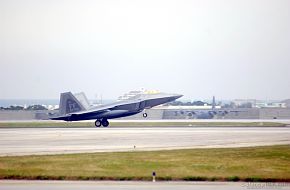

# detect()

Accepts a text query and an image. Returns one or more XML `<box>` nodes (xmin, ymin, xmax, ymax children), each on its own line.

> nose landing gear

<box><xmin>142</xmin><ymin>113</ymin><xmax>148</xmax><ymax>118</ymax></box>
<box><xmin>95</xmin><ymin>119</ymin><xmax>109</xmax><ymax>127</ymax></box>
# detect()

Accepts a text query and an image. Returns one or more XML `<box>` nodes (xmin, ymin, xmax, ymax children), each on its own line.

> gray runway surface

<box><xmin>0</xmin><ymin>127</ymin><xmax>290</xmax><ymax>156</ymax></box>
<box><xmin>0</xmin><ymin>181</ymin><xmax>289</xmax><ymax>190</ymax></box>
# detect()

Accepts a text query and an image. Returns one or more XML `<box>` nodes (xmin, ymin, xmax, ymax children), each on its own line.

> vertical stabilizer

<box><xmin>59</xmin><ymin>92</ymin><xmax>86</xmax><ymax>115</ymax></box>
<box><xmin>74</xmin><ymin>92</ymin><xmax>90</xmax><ymax>110</ymax></box>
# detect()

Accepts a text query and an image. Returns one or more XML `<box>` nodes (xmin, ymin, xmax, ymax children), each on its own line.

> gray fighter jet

<box><xmin>50</xmin><ymin>91</ymin><xmax>182</xmax><ymax>127</ymax></box>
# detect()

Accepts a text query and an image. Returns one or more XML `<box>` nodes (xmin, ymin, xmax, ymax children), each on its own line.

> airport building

<box><xmin>1</xmin><ymin>107</ymin><xmax>290</xmax><ymax>120</ymax></box>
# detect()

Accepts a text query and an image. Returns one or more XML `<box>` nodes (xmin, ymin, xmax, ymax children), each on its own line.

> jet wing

<box><xmin>50</xmin><ymin>104</ymin><xmax>115</xmax><ymax>120</ymax></box>
<box><xmin>50</xmin><ymin>100</ymin><xmax>139</xmax><ymax>120</ymax></box>
<box><xmin>72</xmin><ymin>105</ymin><xmax>113</xmax><ymax>115</ymax></box>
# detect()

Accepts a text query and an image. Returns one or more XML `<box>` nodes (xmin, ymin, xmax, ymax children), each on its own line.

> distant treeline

<box><xmin>166</xmin><ymin>101</ymin><xmax>211</xmax><ymax>106</ymax></box>
<box><xmin>0</xmin><ymin>105</ymin><xmax>48</xmax><ymax>111</ymax></box>
<box><xmin>167</xmin><ymin>101</ymin><xmax>252</xmax><ymax>108</ymax></box>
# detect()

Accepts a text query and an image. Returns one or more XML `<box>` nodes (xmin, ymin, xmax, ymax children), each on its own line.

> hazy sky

<box><xmin>1</xmin><ymin>0</ymin><xmax>290</xmax><ymax>100</ymax></box>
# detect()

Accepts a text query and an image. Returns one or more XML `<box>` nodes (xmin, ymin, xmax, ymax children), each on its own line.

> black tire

<box><xmin>95</xmin><ymin>120</ymin><xmax>102</xmax><ymax>127</ymax></box>
<box><xmin>102</xmin><ymin>119</ymin><xmax>109</xmax><ymax>127</ymax></box>
<box><xmin>143</xmin><ymin>113</ymin><xmax>148</xmax><ymax>118</ymax></box>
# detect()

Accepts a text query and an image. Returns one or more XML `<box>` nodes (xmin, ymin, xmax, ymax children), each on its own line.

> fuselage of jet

<box><xmin>50</xmin><ymin>91</ymin><xmax>182</xmax><ymax>127</ymax></box>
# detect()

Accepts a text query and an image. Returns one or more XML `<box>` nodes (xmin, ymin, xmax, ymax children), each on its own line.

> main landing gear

<box><xmin>142</xmin><ymin>109</ymin><xmax>148</xmax><ymax>118</ymax></box>
<box><xmin>95</xmin><ymin>119</ymin><xmax>109</xmax><ymax>127</ymax></box>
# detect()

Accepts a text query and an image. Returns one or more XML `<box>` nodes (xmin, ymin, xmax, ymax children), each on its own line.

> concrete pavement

<box><xmin>0</xmin><ymin>181</ymin><xmax>289</xmax><ymax>190</ymax></box>
<box><xmin>0</xmin><ymin>126</ymin><xmax>289</xmax><ymax>156</ymax></box>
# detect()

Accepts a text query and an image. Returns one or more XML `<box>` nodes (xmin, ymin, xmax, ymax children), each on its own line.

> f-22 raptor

<box><xmin>50</xmin><ymin>91</ymin><xmax>182</xmax><ymax>127</ymax></box>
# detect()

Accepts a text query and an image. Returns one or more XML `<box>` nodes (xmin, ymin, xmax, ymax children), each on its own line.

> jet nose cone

<box><xmin>171</xmin><ymin>94</ymin><xmax>183</xmax><ymax>100</ymax></box>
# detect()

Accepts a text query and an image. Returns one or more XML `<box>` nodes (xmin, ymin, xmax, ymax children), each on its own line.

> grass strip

<box><xmin>0</xmin><ymin>145</ymin><xmax>289</xmax><ymax>182</ymax></box>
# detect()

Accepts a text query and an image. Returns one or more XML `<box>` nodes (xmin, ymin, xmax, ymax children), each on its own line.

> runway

<box><xmin>0</xmin><ymin>126</ymin><xmax>290</xmax><ymax>156</ymax></box>
<box><xmin>0</xmin><ymin>181</ymin><xmax>289</xmax><ymax>190</ymax></box>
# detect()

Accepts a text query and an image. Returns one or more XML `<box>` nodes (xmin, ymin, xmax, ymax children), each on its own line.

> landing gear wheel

<box><xmin>143</xmin><ymin>113</ymin><xmax>148</xmax><ymax>118</ymax></box>
<box><xmin>95</xmin><ymin>120</ymin><xmax>102</xmax><ymax>127</ymax></box>
<box><xmin>101</xmin><ymin>119</ymin><xmax>109</xmax><ymax>127</ymax></box>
